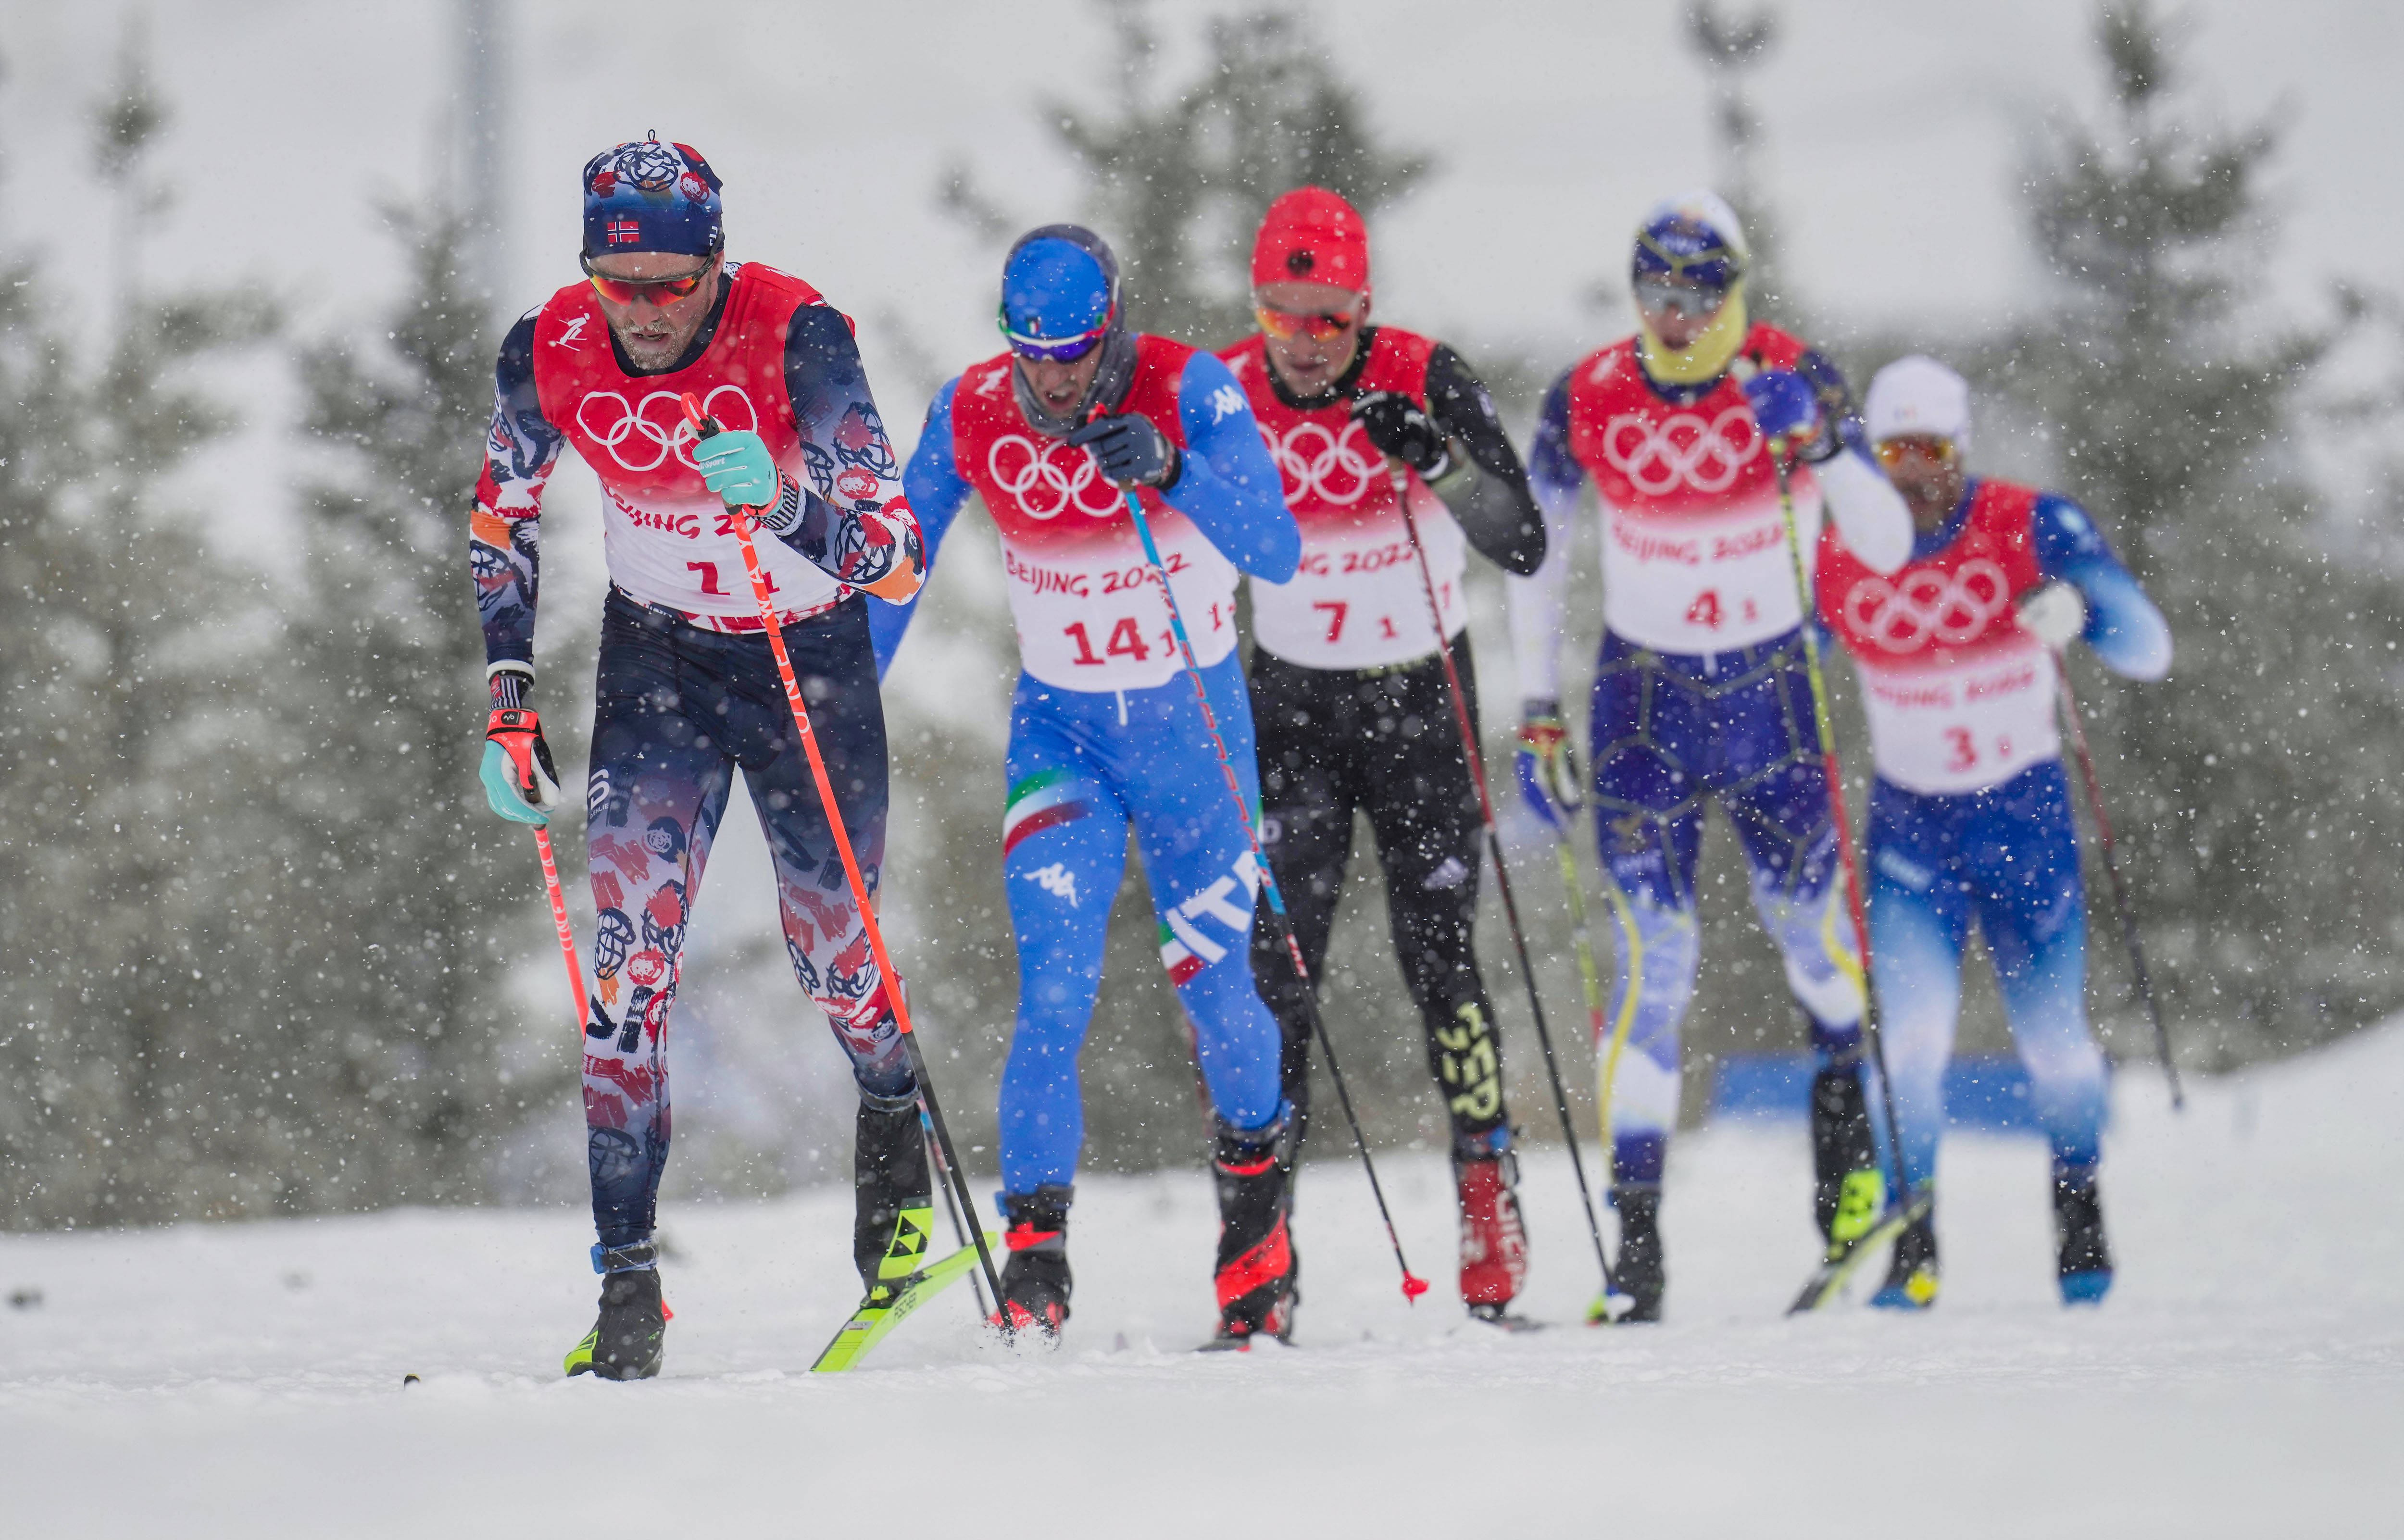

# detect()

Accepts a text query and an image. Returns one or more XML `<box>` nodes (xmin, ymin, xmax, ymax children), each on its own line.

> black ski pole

<box><xmin>1385</xmin><ymin>463</ymin><xmax>1617</xmax><ymax>1300</ymax></box>
<box><xmin>682</xmin><ymin>394</ymin><xmax>1008</xmax><ymax>1319</ymax></box>
<box><xmin>2055</xmin><ymin>665</ymin><xmax>2185</xmax><ymax>1111</ymax></box>
<box><xmin>1760</xmin><ymin>426</ymin><xmax>1914</xmax><ymax>1211</ymax></box>
<box><xmin>1109</xmin><ymin>468</ymin><xmax>1430</xmax><ymax>1304</ymax></box>
<box><xmin>920</xmin><ymin>1102</ymin><xmax>991</xmax><ymax>1319</ymax></box>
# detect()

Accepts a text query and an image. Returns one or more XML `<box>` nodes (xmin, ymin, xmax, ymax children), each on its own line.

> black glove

<box><xmin>1352</xmin><ymin>390</ymin><xmax>1453</xmax><ymax>479</ymax></box>
<box><xmin>1065</xmin><ymin>411</ymin><xmax>1181</xmax><ymax>490</ymax></box>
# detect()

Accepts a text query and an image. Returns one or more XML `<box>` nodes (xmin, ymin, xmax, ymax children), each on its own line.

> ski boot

<box><xmin>854</xmin><ymin>1100</ymin><xmax>936</xmax><ymax>1307</ymax></box>
<box><xmin>1871</xmin><ymin>1205</ymin><xmax>1941</xmax><ymax>1310</ymax></box>
<box><xmin>1609</xmin><ymin>1186</ymin><xmax>1664</xmax><ymax>1323</ymax></box>
<box><xmin>1457</xmin><ymin>1146</ymin><xmax>1535</xmax><ymax>1330</ymax></box>
<box><xmin>1812</xmin><ymin>1060</ymin><xmax>1887</xmax><ymax>1249</ymax></box>
<box><xmin>2054</xmin><ymin>1172</ymin><xmax>2114</xmax><ymax>1305</ymax></box>
<box><xmin>994</xmin><ymin>1185</ymin><xmax>1073</xmax><ymax>1342</ymax></box>
<box><xmin>564</xmin><ymin>1240</ymin><xmax>669</xmax><ymax>1380</ymax></box>
<box><xmin>1204</xmin><ymin>1113</ymin><xmax>1295</xmax><ymax>1351</ymax></box>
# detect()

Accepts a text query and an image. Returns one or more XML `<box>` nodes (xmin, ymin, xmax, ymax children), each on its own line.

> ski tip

<box><xmin>1401</xmin><ymin>1273</ymin><xmax>1431</xmax><ymax>1303</ymax></box>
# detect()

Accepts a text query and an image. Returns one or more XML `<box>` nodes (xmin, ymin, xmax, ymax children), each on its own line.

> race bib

<box><xmin>1598</xmin><ymin>481</ymin><xmax>1818</xmax><ymax>653</ymax></box>
<box><xmin>1856</xmin><ymin>639</ymin><xmax>2061</xmax><ymax>795</ymax></box>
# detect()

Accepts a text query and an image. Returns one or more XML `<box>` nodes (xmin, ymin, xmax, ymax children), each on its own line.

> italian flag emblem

<box><xmin>1002</xmin><ymin>768</ymin><xmax>1089</xmax><ymax>857</ymax></box>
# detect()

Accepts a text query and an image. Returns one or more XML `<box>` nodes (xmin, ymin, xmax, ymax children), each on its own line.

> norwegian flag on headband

<box><xmin>581</xmin><ymin>133</ymin><xmax>725</xmax><ymax>258</ymax></box>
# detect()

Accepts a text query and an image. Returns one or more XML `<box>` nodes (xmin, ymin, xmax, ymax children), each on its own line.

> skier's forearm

<box><xmin>1425</xmin><ymin>344</ymin><xmax>1546</xmax><ymax>577</ymax></box>
<box><xmin>877</xmin><ymin>381</ymin><xmax>972</xmax><ymax>678</ymax></box>
<box><xmin>2059</xmin><ymin>558</ymin><xmax>2172</xmax><ymax>680</ymax></box>
<box><xmin>471</xmin><ymin>507</ymin><xmax>541</xmax><ymax>672</ymax></box>
<box><xmin>1815</xmin><ymin>447</ymin><xmax>1913</xmax><ymax>576</ymax></box>
<box><xmin>473</xmin><ymin>311</ymin><xmax>561</xmax><ymax>677</ymax></box>
<box><xmin>1171</xmin><ymin>355</ymin><xmax>1300</xmax><ymax>582</ymax></box>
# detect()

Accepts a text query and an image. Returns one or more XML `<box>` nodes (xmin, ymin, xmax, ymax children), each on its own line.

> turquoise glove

<box><xmin>481</xmin><ymin>707</ymin><xmax>560</xmax><ymax>826</ymax></box>
<box><xmin>692</xmin><ymin>428</ymin><xmax>779</xmax><ymax>508</ymax></box>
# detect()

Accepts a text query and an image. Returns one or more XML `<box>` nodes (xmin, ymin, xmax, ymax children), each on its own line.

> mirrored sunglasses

<box><xmin>1255</xmin><ymin>300</ymin><xmax>1364</xmax><ymax>343</ymax></box>
<box><xmin>1873</xmin><ymin>436</ymin><xmax>1960</xmax><ymax>469</ymax></box>
<box><xmin>581</xmin><ymin>254</ymin><xmax>714</xmax><ymax>306</ymax></box>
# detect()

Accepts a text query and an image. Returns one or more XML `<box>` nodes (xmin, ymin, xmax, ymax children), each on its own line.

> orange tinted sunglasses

<box><xmin>1874</xmin><ymin>436</ymin><xmax>1958</xmax><ymax>469</ymax></box>
<box><xmin>581</xmin><ymin>254</ymin><xmax>714</xmax><ymax>306</ymax></box>
<box><xmin>1255</xmin><ymin>299</ymin><xmax>1364</xmax><ymax>342</ymax></box>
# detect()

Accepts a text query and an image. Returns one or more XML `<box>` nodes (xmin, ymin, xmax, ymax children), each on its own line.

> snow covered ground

<box><xmin>5</xmin><ymin>1028</ymin><xmax>2399</xmax><ymax>1538</ymax></box>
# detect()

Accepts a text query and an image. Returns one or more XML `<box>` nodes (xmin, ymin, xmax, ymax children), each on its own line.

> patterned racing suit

<box><xmin>473</xmin><ymin>260</ymin><xmax>923</xmax><ymax>1249</ymax></box>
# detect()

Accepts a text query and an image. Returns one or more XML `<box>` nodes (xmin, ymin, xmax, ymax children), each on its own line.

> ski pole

<box><xmin>531</xmin><ymin>827</ymin><xmax>591</xmax><ymax>1035</ymax></box>
<box><xmin>920</xmin><ymin>1102</ymin><xmax>992</xmax><ymax>1319</ymax></box>
<box><xmin>1384</xmin><ymin>463</ymin><xmax>1615</xmax><ymax>1299</ymax></box>
<box><xmin>1106</xmin><ymin>460</ymin><xmax>1428</xmax><ymax>1304</ymax></box>
<box><xmin>1754</xmin><ymin>406</ymin><xmax>1913</xmax><ymax>1209</ymax></box>
<box><xmin>681</xmin><ymin>394</ymin><xmax>1008</xmax><ymax>1319</ymax></box>
<box><xmin>2054</xmin><ymin>665</ymin><xmax>2185</xmax><ymax>1111</ymax></box>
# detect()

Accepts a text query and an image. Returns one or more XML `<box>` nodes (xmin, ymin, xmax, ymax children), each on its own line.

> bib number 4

<box><xmin>1683</xmin><ymin>589</ymin><xmax>1758</xmax><ymax>632</ymax></box>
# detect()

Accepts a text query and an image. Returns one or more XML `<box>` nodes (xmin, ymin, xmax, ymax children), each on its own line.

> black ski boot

<box><xmin>1811</xmin><ymin>1060</ymin><xmax>1886</xmax><ymax>1247</ymax></box>
<box><xmin>853</xmin><ymin>1100</ymin><xmax>935</xmax><ymax>1306</ymax></box>
<box><xmin>1204</xmin><ymin>1114</ymin><xmax>1295</xmax><ymax>1350</ymax></box>
<box><xmin>995</xmin><ymin>1185</ymin><xmax>1073</xmax><ymax>1342</ymax></box>
<box><xmin>1872</xmin><ymin>1205</ymin><xmax>1941</xmax><ymax>1311</ymax></box>
<box><xmin>564</xmin><ymin>1241</ymin><xmax>667</xmax><ymax>1379</ymax></box>
<box><xmin>1611</xmin><ymin>1187</ymin><xmax>1665</xmax><ymax>1323</ymax></box>
<box><xmin>2054</xmin><ymin>1172</ymin><xmax>2114</xmax><ymax>1305</ymax></box>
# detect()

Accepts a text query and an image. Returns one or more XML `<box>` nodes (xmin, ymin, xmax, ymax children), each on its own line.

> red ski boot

<box><xmin>1457</xmin><ymin>1152</ymin><xmax>1535</xmax><ymax>1329</ymax></box>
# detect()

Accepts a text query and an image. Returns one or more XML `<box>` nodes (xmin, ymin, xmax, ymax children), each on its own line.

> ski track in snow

<box><xmin>5</xmin><ymin>1031</ymin><xmax>2400</xmax><ymax>1538</ymax></box>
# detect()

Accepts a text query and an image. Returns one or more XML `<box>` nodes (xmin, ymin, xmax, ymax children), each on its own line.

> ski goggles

<box><xmin>1631</xmin><ymin>274</ymin><xmax>1731</xmax><ymax>320</ymax></box>
<box><xmin>1254</xmin><ymin>296</ymin><xmax>1365</xmax><ymax>343</ymax></box>
<box><xmin>581</xmin><ymin>253</ymin><xmax>715</xmax><ymax>306</ymax></box>
<box><xmin>1873</xmin><ymin>435</ymin><xmax>1960</xmax><ymax>469</ymax></box>
<box><xmin>1000</xmin><ymin>309</ymin><xmax>1112</xmax><ymax>363</ymax></box>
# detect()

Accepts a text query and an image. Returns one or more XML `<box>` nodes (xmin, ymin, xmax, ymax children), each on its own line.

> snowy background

<box><xmin>3</xmin><ymin>0</ymin><xmax>2402</xmax><ymax>1529</ymax></box>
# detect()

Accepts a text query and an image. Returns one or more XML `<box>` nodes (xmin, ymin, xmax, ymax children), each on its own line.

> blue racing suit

<box><xmin>874</xmin><ymin>339</ymin><xmax>1301</xmax><ymax>1196</ymax></box>
<box><xmin>1840</xmin><ymin>484</ymin><xmax>2171</xmax><ymax>1193</ymax></box>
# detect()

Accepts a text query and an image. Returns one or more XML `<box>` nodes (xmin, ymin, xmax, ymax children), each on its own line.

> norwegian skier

<box><xmin>1218</xmin><ymin>187</ymin><xmax>1549</xmax><ymax>1325</ymax></box>
<box><xmin>472</xmin><ymin>136</ymin><xmax>929</xmax><ymax>1379</ymax></box>
<box><xmin>871</xmin><ymin>226</ymin><xmax>1304</xmax><ymax>1346</ymax></box>
<box><xmin>1506</xmin><ymin>192</ymin><xmax>1913</xmax><ymax>1320</ymax></box>
<box><xmin>1818</xmin><ymin>356</ymin><xmax>2169</xmax><ymax>1308</ymax></box>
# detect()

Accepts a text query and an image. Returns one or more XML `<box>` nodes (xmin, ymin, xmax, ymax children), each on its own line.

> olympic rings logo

<box><xmin>1259</xmin><ymin>419</ymin><xmax>1380</xmax><ymax>505</ymax></box>
<box><xmin>1600</xmin><ymin>408</ymin><xmax>1762</xmax><ymax>496</ymax></box>
<box><xmin>985</xmin><ymin>434</ymin><xmax>1125</xmax><ymax>520</ymax></box>
<box><xmin>1843</xmin><ymin>559</ymin><xmax>2013</xmax><ymax>653</ymax></box>
<box><xmin>575</xmin><ymin>384</ymin><xmax>758</xmax><ymax>473</ymax></box>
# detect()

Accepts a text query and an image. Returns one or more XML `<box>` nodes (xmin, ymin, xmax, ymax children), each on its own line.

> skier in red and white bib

<box><xmin>1218</xmin><ymin>187</ymin><xmax>1549</xmax><ymax>1326</ymax></box>
<box><xmin>469</xmin><ymin>135</ymin><xmax>927</xmax><ymax>1379</ymax></box>
<box><xmin>1506</xmin><ymin>193</ymin><xmax>1912</xmax><ymax>1320</ymax></box>
<box><xmin>1817</xmin><ymin>356</ymin><xmax>2169</xmax><ymax>1310</ymax></box>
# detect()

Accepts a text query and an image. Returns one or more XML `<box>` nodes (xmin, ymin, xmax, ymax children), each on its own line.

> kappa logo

<box><xmin>1601</xmin><ymin>407</ymin><xmax>1762</xmax><ymax>496</ymax></box>
<box><xmin>1421</xmin><ymin>856</ymin><xmax>1471</xmax><ymax>891</ymax></box>
<box><xmin>1020</xmin><ymin>861</ymin><xmax>1080</xmax><ymax>907</ymax></box>
<box><xmin>1207</xmin><ymin>383</ymin><xmax>1245</xmax><ymax>424</ymax></box>
<box><xmin>551</xmin><ymin>314</ymin><xmax>592</xmax><ymax>350</ymax></box>
<box><xmin>576</xmin><ymin>383</ymin><xmax>758</xmax><ymax>473</ymax></box>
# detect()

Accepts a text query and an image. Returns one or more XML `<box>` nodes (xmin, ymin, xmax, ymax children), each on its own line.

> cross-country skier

<box><xmin>472</xmin><ymin>135</ymin><xmax>929</xmax><ymax>1379</ymax></box>
<box><xmin>1817</xmin><ymin>356</ymin><xmax>2169</xmax><ymax>1309</ymax></box>
<box><xmin>1506</xmin><ymin>192</ymin><xmax>1913</xmax><ymax>1320</ymax></box>
<box><xmin>871</xmin><ymin>226</ymin><xmax>1303</xmax><ymax>1346</ymax></box>
<box><xmin>1218</xmin><ymin>187</ymin><xmax>1548</xmax><ymax>1325</ymax></box>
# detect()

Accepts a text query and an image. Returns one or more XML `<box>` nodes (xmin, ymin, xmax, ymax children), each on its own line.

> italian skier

<box><xmin>472</xmin><ymin>136</ymin><xmax>928</xmax><ymax>1379</ymax></box>
<box><xmin>1817</xmin><ymin>356</ymin><xmax>2170</xmax><ymax>1308</ymax></box>
<box><xmin>1505</xmin><ymin>192</ymin><xmax>1913</xmax><ymax>1320</ymax></box>
<box><xmin>1219</xmin><ymin>187</ymin><xmax>1549</xmax><ymax>1325</ymax></box>
<box><xmin>872</xmin><ymin>226</ymin><xmax>1305</xmax><ymax>1346</ymax></box>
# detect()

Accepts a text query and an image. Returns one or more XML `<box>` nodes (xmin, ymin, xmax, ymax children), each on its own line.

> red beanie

<box><xmin>1251</xmin><ymin>186</ymin><xmax>1370</xmax><ymax>294</ymax></box>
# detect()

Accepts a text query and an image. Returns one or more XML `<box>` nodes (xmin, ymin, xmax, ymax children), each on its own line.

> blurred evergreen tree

<box><xmin>288</xmin><ymin>204</ymin><xmax>544</xmax><ymax>1208</ymax></box>
<box><xmin>1978</xmin><ymin>1</ymin><xmax>2404</xmax><ymax>1064</ymax></box>
<box><xmin>0</xmin><ymin>30</ymin><xmax>282</xmax><ymax>1225</ymax></box>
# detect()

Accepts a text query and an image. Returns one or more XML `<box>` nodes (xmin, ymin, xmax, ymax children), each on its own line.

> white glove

<box><xmin>2016</xmin><ymin>582</ymin><xmax>2087</xmax><ymax>651</ymax></box>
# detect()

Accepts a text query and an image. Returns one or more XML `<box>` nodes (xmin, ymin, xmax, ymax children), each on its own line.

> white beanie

<box><xmin>1866</xmin><ymin>355</ymin><xmax>1971</xmax><ymax>452</ymax></box>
